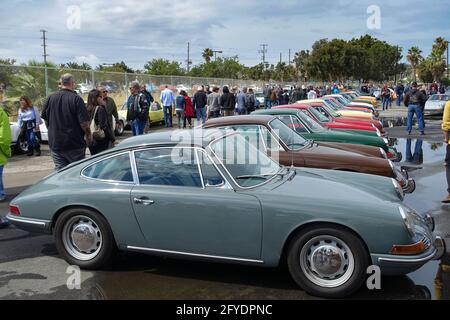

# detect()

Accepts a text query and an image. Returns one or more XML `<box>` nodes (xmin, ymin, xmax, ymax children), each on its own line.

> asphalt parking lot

<box><xmin>1</xmin><ymin>114</ymin><xmax>450</xmax><ymax>300</ymax></box>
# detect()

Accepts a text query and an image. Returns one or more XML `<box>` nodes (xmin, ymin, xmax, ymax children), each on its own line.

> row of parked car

<box><xmin>6</xmin><ymin>90</ymin><xmax>445</xmax><ymax>299</ymax></box>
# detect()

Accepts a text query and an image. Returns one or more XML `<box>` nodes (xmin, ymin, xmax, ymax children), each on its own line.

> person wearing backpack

<box><xmin>126</xmin><ymin>81</ymin><xmax>150</xmax><ymax>136</ymax></box>
<box><xmin>87</xmin><ymin>89</ymin><xmax>116</xmax><ymax>155</ymax></box>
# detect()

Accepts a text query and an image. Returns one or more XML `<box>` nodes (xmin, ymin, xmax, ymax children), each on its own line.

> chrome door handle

<box><xmin>133</xmin><ymin>198</ymin><xmax>155</xmax><ymax>206</ymax></box>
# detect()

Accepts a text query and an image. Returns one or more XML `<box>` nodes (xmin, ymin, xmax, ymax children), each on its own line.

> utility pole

<box><xmin>447</xmin><ymin>41</ymin><xmax>449</xmax><ymax>79</ymax></box>
<box><xmin>288</xmin><ymin>49</ymin><xmax>291</xmax><ymax>67</ymax></box>
<box><xmin>40</xmin><ymin>29</ymin><xmax>49</xmax><ymax>97</ymax></box>
<box><xmin>186</xmin><ymin>42</ymin><xmax>192</xmax><ymax>73</ymax></box>
<box><xmin>259</xmin><ymin>44</ymin><xmax>268</xmax><ymax>69</ymax></box>
<box><xmin>279</xmin><ymin>53</ymin><xmax>282</xmax><ymax>64</ymax></box>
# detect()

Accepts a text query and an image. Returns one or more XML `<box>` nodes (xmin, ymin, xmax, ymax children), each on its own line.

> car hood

<box><xmin>425</xmin><ymin>101</ymin><xmax>445</xmax><ymax>109</ymax></box>
<box><xmin>316</xmin><ymin>141</ymin><xmax>382</xmax><ymax>158</ymax></box>
<box><xmin>267</xmin><ymin>167</ymin><xmax>400</xmax><ymax>204</ymax></box>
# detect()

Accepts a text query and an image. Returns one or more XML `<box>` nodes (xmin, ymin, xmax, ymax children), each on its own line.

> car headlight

<box><xmin>392</xmin><ymin>178</ymin><xmax>404</xmax><ymax>201</ymax></box>
<box><xmin>380</xmin><ymin>148</ymin><xmax>388</xmax><ymax>159</ymax></box>
<box><xmin>399</xmin><ymin>206</ymin><xmax>417</xmax><ymax>237</ymax></box>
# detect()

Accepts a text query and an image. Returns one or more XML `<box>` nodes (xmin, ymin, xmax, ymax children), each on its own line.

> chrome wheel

<box><xmin>62</xmin><ymin>215</ymin><xmax>103</xmax><ymax>261</ymax></box>
<box><xmin>300</xmin><ymin>235</ymin><xmax>355</xmax><ymax>288</ymax></box>
<box><xmin>19</xmin><ymin>139</ymin><xmax>28</xmax><ymax>153</ymax></box>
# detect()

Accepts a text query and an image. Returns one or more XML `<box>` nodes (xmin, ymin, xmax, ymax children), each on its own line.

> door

<box><xmin>130</xmin><ymin>147</ymin><xmax>262</xmax><ymax>260</ymax></box>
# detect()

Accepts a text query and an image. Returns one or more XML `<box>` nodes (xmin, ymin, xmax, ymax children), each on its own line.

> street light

<box><xmin>212</xmin><ymin>50</ymin><xmax>223</xmax><ymax>62</ymax></box>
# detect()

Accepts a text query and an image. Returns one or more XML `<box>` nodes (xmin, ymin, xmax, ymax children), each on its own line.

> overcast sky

<box><xmin>1</xmin><ymin>0</ymin><xmax>449</xmax><ymax>70</ymax></box>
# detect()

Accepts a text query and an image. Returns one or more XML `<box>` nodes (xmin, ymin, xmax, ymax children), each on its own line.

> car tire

<box><xmin>54</xmin><ymin>208</ymin><xmax>116</xmax><ymax>270</ymax></box>
<box><xmin>287</xmin><ymin>225</ymin><xmax>369</xmax><ymax>299</ymax></box>
<box><xmin>15</xmin><ymin>135</ymin><xmax>28</xmax><ymax>154</ymax></box>
<box><xmin>115</xmin><ymin>120</ymin><xmax>124</xmax><ymax>136</ymax></box>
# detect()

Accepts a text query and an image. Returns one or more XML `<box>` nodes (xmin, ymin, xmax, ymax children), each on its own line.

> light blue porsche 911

<box><xmin>6</xmin><ymin>129</ymin><xmax>445</xmax><ymax>298</ymax></box>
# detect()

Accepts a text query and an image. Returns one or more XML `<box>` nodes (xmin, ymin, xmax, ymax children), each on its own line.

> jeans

<box><xmin>407</xmin><ymin>104</ymin><xmax>424</xmax><ymax>133</ymax></box>
<box><xmin>210</xmin><ymin>110</ymin><xmax>221</xmax><ymax>118</ymax></box>
<box><xmin>405</xmin><ymin>139</ymin><xmax>423</xmax><ymax>164</ymax></box>
<box><xmin>237</xmin><ymin>108</ymin><xmax>247</xmax><ymax>115</ymax></box>
<box><xmin>196</xmin><ymin>107</ymin><xmax>207</xmax><ymax>125</ymax></box>
<box><xmin>25</xmin><ymin>128</ymin><xmax>36</xmax><ymax>151</ymax></box>
<box><xmin>163</xmin><ymin>106</ymin><xmax>173</xmax><ymax>127</ymax></box>
<box><xmin>382</xmin><ymin>97</ymin><xmax>390</xmax><ymax>110</ymax></box>
<box><xmin>396</xmin><ymin>94</ymin><xmax>403</xmax><ymax>107</ymax></box>
<box><xmin>131</xmin><ymin>119</ymin><xmax>146</xmax><ymax>136</ymax></box>
<box><xmin>446</xmin><ymin>144</ymin><xmax>450</xmax><ymax>194</ymax></box>
<box><xmin>265</xmin><ymin>99</ymin><xmax>273</xmax><ymax>109</ymax></box>
<box><xmin>51</xmin><ymin>148</ymin><xmax>86</xmax><ymax>171</ymax></box>
<box><xmin>0</xmin><ymin>165</ymin><xmax>4</xmax><ymax>199</ymax></box>
<box><xmin>176</xmin><ymin>110</ymin><xmax>184</xmax><ymax>129</ymax></box>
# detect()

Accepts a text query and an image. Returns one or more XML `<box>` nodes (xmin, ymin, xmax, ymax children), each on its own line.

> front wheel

<box><xmin>54</xmin><ymin>208</ymin><xmax>116</xmax><ymax>270</ymax></box>
<box><xmin>287</xmin><ymin>226</ymin><xmax>369</xmax><ymax>298</ymax></box>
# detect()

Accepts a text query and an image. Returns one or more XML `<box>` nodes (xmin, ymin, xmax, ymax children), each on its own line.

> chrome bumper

<box><xmin>6</xmin><ymin>214</ymin><xmax>52</xmax><ymax>234</ymax></box>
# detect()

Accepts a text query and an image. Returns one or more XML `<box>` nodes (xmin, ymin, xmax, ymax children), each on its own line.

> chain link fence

<box><xmin>0</xmin><ymin>64</ymin><xmax>305</xmax><ymax>119</ymax></box>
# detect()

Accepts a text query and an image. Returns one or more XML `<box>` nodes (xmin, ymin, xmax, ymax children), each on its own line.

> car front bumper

<box><xmin>371</xmin><ymin>236</ymin><xmax>445</xmax><ymax>275</ymax></box>
<box><xmin>6</xmin><ymin>214</ymin><xmax>52</xmax><ymax>234</ymax></box>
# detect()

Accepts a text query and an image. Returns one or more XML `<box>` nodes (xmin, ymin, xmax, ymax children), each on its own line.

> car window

<box><xmin>83</xmin><ymin>153</ymin><xmax>134</xmax><ymax>183</ymax></box>
<box><xmin>296</xmin><ymin>112</ymin><xmax>326</xmax><ymax>133</ymax></box>
<box><xmin>269</xmin><ymin>118</ymin><xmax>308</xmax><ymax>151</ymax></box>
<box><xmin>198</xmin><ymin>151</ymin><xmax>226</xmax><ymax>187</ymax></box>
<box><xmin>134</xmin><ymin>148</ymin><xmax>202</xmax><ymax>188</ymax></box>
<box><xmin>306</xmin><ymin>107</ymin><xmax>330</xmax><ymax>123</ymax></box>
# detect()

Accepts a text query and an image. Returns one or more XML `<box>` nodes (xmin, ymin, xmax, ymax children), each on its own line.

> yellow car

<box><xmin>118</xmin><ymin>102</ymin><xmax>165</xmax><ymax>130</ymax></box>
<box><xmin>297</xmin><ymin>99</ymin><xmax>375</xmax><ymax>120</ymax></box>
<box><xmin>347</xmin><ymin>91</ymin><xmax>378</xmax><ymax>107</ymax></box>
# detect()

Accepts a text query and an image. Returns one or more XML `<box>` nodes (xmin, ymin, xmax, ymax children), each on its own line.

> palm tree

<box><xmin>202</xmin><ymin>48</ymin><xmax>214</xmax><ymax>63</ymax></box>
<box><xmin>407</xmin><ymin>46</ymin><xmax>423</xmax><ymax>81</ymax></box>
<box><xmin>433</xmin><ymin>37</ymin><xmax>448</xmax><ymax>57</ymax></box>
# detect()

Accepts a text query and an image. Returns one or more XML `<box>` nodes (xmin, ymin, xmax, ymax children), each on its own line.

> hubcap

<box><xmin>62</xmin><ymin>215</ymin><xmax>102</xmax><ymax>261</ymax></box>
<box><xmin>300</xmin><ymin>235</ymin><xmax>355</xmax><ymax>288</ymax></box>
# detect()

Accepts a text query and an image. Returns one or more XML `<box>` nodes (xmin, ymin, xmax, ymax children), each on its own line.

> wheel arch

<box><xmin>279</xmin><ymin>221</ymin><xmax>371</xmax><ymax>266</ymax></box>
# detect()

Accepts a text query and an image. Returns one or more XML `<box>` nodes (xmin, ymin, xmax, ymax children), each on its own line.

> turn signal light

<box><xmin>390</xmin><ymin>241</ymin><xmax>426</xmax><ymax>255</ymax></box>
<box><xmin>9</xmin><ymin>205</ymin><xmax>21</xmax><ymax>216</ymax></box>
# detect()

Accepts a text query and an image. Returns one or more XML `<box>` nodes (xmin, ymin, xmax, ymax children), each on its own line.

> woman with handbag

<box><xmin>87</xmin><ymin>89</ymin><xmax>116</xmax><ymax>155</ymax></box>
<box><xmin>18</xmin><ymin>96</ymin><xmax>42</xmax><ymax>156</ymax></box>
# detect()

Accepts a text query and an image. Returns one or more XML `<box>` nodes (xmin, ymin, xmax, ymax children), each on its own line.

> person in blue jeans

<box><xmin>18</xmin><ymin>96</ymin><xmax>42</xmax><ymax>156</ymax></box>
<box><xmin>160</xmin><ymin>85</ymin><xmax>175</xmax><ymax>128</ymax></box>
<box><xmin>0</xmin><ymin>100</ymin><xmax>11</xmax><ymax>227</ymax></box>
<box><xmin>381</xmin><ymin>85</ymin><xmax>390</xmax><ymax>111</ymax></box>
<box><xmin>404</xmin><ymin>82</ymin><xmax>427</xmax><ymax>135</ymax></box>
<box><xmin>126</xmin><ymin>82</ymin><xmax>149</xmax><ymax>136</ymax></box>
<box><xmin>193</xmin><ymin>86</ymin><xmax>207</xmax><ymax>125</ymax></box>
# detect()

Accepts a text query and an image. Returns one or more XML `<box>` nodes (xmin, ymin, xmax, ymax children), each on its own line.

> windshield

<box><xmin>296</xmin><ymin>111</ymin><xmax>326</xmax><ymax>132</ymax></box>
<box><xmin>209</xmin><ymin>133</ymin><xmax>282</xmax><ymax>188</ymax></box>
<box><xmin>308</xmin><ymin>107</ymin><xmax>330</xmax><ymax>123</ymax></box>
<box><xmin>430</xmin><ymin>95</ymin><xmax>450</xmax><ymax>101</ymax></box>
<box><xmin>323</xmin><ymin>99</ymin><xmax>341</xmax><ymax>111</ymax></box>
<box><xmin>335</xmin><ymin>96</ymin><xmax>350</xmax><ymax>105</ymax></box>
<box><xmin>269</xmin><ymin>118</ymin><xmax>308</xmax><ymax>150</ymax></box>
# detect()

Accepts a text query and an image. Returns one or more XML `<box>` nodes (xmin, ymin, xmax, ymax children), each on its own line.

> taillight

<box><xmin>387</xmin><ymin>151</ymin><xmax>394</xmax><ymax>158</ymax></box>
<box><xmin>9</xmin><ymin>205</ymin><xmax>20</xmax><ymax>216</ymax></box>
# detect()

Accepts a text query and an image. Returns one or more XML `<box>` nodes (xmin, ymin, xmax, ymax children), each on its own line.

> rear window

<box><xmin>82</xmin><ymin>153</ymin><xmax>134</xmax><ymax>183</ymax></box>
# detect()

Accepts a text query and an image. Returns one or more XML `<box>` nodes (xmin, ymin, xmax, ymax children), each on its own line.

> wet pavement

<box><xmin>0</xmin><ymin>122</ymin><xmax>450</xmax><ymax>300</ymax></box>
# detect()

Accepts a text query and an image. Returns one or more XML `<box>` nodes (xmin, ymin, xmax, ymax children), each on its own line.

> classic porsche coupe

<box><xmin>7</xmin><ymin>130</ymin><xmax>443</xmax><ymax>298</ymax></box>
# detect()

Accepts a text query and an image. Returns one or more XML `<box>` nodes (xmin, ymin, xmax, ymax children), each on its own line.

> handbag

<box><xmin>90</xmin><ymin>106</ymin><xmax>106</xmax><ymax>141</ymax></box>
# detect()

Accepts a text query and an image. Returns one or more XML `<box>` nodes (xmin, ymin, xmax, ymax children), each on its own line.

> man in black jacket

<box><xmin>193</xmin><ymin>86</ymin><xmax>208</xmax><ymax>125</ymax></box>
<box><xmin>126</xmin><ymin>81</ymin><xmax>149</xmax><ymax>136</ymax></box>
<box><xmin>404</xmin><ymin>82</ymin><xmax>427</xmax><ymax>135</ymax></box>
<box><xmin>219</xmin><ymin>86</ymin><xmax>236</xmax><ymax>117</ymax></box>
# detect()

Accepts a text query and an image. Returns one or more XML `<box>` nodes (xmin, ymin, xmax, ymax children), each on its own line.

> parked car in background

<box><xmin>204</xmin><ymin>115</ymin><xmax>414</xmax><ymax>193</ymax></box>
<box><xmin>176</xmin><ymin>84</ymin><xmax>189</xmax><ymax>92</ymax></box>
<box><xmin>76</xmin><ymin>83</ymin><xmax>94</xmax><ymax>94</ymax></box>
<box><xmin>424</xmin><ymin>94</ymin><xmax>449</xmax><ymax>116</ymax></box>
<box><xmin>6</xmin><ymin>129</ymin><xmax>442</xmax><ymax>298</ymax></box>
<box><xmin>10</xmin><ymin>122</ymin><xmax>48</xmax><ymax>154</ymax></box>
<box><xmin>255</xmin><ymin>92</ymin><xmax>265</xmax><ymax>107</ymax></box>
<box><xmin>118</xmin><ymin>101</ymin><xmax>165</xmax><ymax>131</ymax></box>
<box><xmin>99</xmin><ymin>81</ymin><xmax>120</xmax><ymax>93</ymax></box>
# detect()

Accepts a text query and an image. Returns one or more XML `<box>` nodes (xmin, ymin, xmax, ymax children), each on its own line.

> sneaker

<box><xmin>420</xmin><ymin>132</ymin><xmax>425</xmax><ymax>136</ymax></box>
<box><xmin>442</xmin><ymin>195</ymin><xmax>450</xmax><ymax>204</ymax></box>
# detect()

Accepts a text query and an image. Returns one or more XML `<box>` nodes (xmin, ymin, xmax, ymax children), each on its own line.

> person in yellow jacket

<box><xmin>442</xmin><ymin>100</ymin><xmax>450</xmax><ymax>203</ymax></box>
<box><xmin>0</xmin><ymin>98</ymin><xmax>12</xmax><ymax>227</ymax></box>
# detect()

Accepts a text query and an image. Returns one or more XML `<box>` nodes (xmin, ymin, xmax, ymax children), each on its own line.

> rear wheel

<box><xmin>54</xmin><ymin>208</ymin><xmax>116</xmax><ymax>270</ymax></box>
<box><xmin>287</xmin><ymin>226</ymin><xmax>369</xmax><ymax>298</ymax></box>
<box><xmin>14</xmin><ymin>134</ymin><xmax>28</xmax><ymax>154</ymax></box>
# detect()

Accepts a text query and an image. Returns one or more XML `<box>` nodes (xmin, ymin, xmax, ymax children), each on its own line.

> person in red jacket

<box><xmin>182</xmin><ymin>91</ymin><xmax>195</xmax><ymax>129</ymax></box>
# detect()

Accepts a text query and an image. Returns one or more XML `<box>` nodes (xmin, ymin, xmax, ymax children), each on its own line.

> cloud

<box><xmin>0</xmin><ymin>0</ymin><xmax>449</xmax><ymax>69</ymax></box>
<box><xmin>74</xmin><ymin>54</ymin><xmax>100</xmax><ymax>67</ymax></box>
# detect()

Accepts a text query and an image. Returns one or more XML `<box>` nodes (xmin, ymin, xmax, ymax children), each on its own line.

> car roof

<box><xmin>252</xmin><ymin>108</ymin><xmax>299</xmax><ymax>116</ymax></box>
<box><xmin>205</xmin><ymin>115</ymin><xmax>275</xmax><ymax>127</ymax></box>
<box><xmin>297</xmin><ymin>99</ymin><xmax>325</xmax><ymax>103</ymax></box>
<box><xmin>115</xmin><ymin>129</ymin><xmax>229</xmax><ymax>151</ymax></box>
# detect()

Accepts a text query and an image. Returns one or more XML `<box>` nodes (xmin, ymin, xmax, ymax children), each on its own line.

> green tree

<box><xmin>62</xmin><ymin>62</ymin><xmax>92</xmax><ymax>70</ymax></box>
<box><xmin>0</xmin><ymin>58</ymin><xmax>17</xmax><ymax>88</ymax></box>
<box><xmin>407</xmin><ymin>46</ymin><xmax>423</xmax><ymax>81</ymax></box>
<box><xmin>97</xmin><ymin>61</ymin><xmax>134</xmax><ymax>73</ymax></box>
<box><xmin>202</xmin><ymin>48</ymin><xmax>214</xmax><ymax>63</ymax></box>
<box><xmin>293</xmin><ymin>50</ymin><xmax>310</xmax><ymax>82</ymax></box>
<box><xmin>144</xmin><ymin>59</ymin><xmax>185</xmax><ymax>76</ymax></box>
